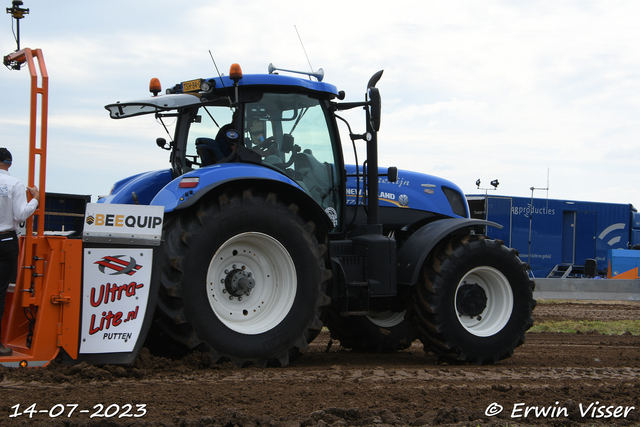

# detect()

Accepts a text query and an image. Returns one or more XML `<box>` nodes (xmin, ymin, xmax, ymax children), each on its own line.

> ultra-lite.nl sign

<box><xmin>79</xmin><ymin>248</ymin><xmax>152</xmax><ymax>354</ymax></box>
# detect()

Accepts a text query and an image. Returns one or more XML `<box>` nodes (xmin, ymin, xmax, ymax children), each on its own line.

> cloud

<box><xmin>2</xmin><ymin>0</ymin><xmax>640</xmax><ymax>209</ymax></box>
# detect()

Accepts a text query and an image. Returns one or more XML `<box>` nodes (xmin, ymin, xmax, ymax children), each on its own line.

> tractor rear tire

<box><xmin>326</xmin><ymin>308</ymin><xmax>414</xmax><ymax>352</ymax></box>
<box><xmin>155</xmin><ymin>188</ymin><xmax>331</xmax><ymax>367</ymax></box>
<box><xmin>410</xmin><ymin>235</ymin><xmax>535</xmax><ymax>365</ymax></box>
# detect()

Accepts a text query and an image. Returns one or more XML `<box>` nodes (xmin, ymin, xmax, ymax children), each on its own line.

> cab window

<box><xmin>184</xmin><ymin>106</ymin><xmax>234</xmax><ymax>170</ymax></box>
<box><xmin>244</xmin><ymin>93</ymin><xmax>341</xmax><ymax>229</ymax></box>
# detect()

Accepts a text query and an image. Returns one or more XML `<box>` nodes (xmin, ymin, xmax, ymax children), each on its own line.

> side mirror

<box><xmin>368</xmin><ymin>87</ymin><xmax>381</xmax><ymax>132</ymax></box>
<box><xmin>156</xmin><ymin>137</ymin><xmax>171</xmax><ymax>150</ymax></box>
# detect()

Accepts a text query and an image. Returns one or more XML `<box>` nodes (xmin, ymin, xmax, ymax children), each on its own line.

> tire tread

<box><xmin>410</xmin><ymin>235</ymin><xmax>536</xmax><ymax>365</ymax></box>
<box><xmin>153</xmin><ymin>188</ymin><xmax>331</xmax><ymax>366</ymax></box>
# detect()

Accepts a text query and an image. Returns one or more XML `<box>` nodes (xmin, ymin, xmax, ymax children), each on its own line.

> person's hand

<box><xmin>27</xmin><ymin>186</ymin><xmax>40</xmax><ymax>203</ymax></box>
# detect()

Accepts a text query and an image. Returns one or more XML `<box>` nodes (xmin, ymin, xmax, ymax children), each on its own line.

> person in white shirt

<box><xmin>0</xmin><ymin>148</ymin><xmax>39</xmax><ymax>356</ymax></box>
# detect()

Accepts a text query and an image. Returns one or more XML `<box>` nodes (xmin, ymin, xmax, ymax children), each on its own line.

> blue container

<box><xmin>467</xmin><ymin>195</ymin><xmax>637</xmax><ymax>278</ymax></box>
<box><xmin>608</xmin><ymin>249</ymin><xmax>640</xmax><ymax>276</ymax></box>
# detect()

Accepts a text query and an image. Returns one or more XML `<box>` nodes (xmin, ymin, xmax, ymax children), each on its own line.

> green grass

<box><xmin>529</xmin><ymin>319</ymin><xmax>640</xmax><ymax>335</ymax></box>
<box><xmin>531</xmin><ymin>299</ymin><xmax>640</xmax><ymax>335</ymax></box>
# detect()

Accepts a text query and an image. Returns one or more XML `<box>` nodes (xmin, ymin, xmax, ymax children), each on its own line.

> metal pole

<box><xmin>4</xmin><ymin>48</ymin><xmax>48</xmax><ymax>305</ymax></box>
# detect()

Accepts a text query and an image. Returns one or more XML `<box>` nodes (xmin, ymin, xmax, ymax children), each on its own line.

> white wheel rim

<box><xmin>454</xmin><ymin>266</ymin><xmax>513</xmax><ymax>337</ymax></box>
<box><xmin>367</xmin><ymin>310</ymin><xmax>406</xmax><ymax>328</ymax></box>
<box><xmin>206</xmin><ymin>232</ymin><xmax>297</xmax><ymax>335</ymax></box>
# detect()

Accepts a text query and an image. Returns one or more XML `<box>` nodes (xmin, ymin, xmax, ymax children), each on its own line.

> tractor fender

<box><xmin>99</xmin><ymin>169</ymin><xmax>173</xmax><ymax>205</ymax></box>
<box><xmin>151</xmin><ymin>163</ymin><xmax>334</xmax><ymax>230</ymax></box>
<box><xmin>397</xmin><ymin>218</ymin><xmax>502</xmax><ymax>286</ymax></box>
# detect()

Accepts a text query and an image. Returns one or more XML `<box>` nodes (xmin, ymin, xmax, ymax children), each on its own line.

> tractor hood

<box><xmin>346</xmin><ymin>165</ymin><xmax>469</xmax><ymax>219</ymax></box>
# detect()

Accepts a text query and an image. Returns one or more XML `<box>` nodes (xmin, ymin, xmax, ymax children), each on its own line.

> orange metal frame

<box><xmin>1</xmin><ymin>49</ymin><xmax>81</xmax><ymax>367</ymax></box>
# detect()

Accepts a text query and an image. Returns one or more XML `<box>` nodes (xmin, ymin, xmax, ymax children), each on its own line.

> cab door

<box><xmin>244</xmin><ymin>93</ymin><xmax>343</xmax><ymax>230</ymax></box>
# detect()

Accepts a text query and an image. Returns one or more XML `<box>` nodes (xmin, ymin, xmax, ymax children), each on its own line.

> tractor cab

<box><xmin>105</xmin><ymin>64</ymin><xmax>345</xmax><ymax>227</ymax></box>
<box><xmin>180</xmin><ymin>92</ymin><xmax>342</xmax><ymax>212</ymax></box>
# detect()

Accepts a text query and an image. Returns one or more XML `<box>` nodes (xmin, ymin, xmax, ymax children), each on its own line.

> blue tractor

<box><xmin>102</xmin><ymin>64</ymin><xmax>535</xmax><ymax>366</ymax></box>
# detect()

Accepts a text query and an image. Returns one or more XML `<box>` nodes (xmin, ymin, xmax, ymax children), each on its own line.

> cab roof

<box><xmin>193</xmin><ymin>73</ymin><xmax>339</xmax><ymax>97</ymax></box>
<box><xmin>105</xmin><ymin>72</ymin><xmax>339</xmax><ymax>119</ymax></box>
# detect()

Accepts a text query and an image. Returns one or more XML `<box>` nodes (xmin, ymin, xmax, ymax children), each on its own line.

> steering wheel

<box><xmin>254</xmin><ymin>136</ymin><xmax>276</xmax><ymax>152</ymax></box>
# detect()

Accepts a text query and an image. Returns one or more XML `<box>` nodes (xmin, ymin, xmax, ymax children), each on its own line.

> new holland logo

<box><xmin>95</xmin><ymin>255</ymin><xmax>142</xmax><ymax>276</ymax></box>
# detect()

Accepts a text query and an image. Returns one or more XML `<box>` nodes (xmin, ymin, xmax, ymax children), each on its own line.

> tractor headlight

<box><xmin>201</xmin><ymin>80</ymin><xmax>215</xmax><ymax>93</ymax></box>
<box><xmin>442</xmin><ymin>186</ymin><xmax>468</xmax><ymax>218</ymax></box>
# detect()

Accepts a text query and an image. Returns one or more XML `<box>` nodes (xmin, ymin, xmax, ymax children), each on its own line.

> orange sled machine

<box><xmin>1</xmin><ymin>48</ymin><xmax>163</xmax><ymax>368</ymax></box>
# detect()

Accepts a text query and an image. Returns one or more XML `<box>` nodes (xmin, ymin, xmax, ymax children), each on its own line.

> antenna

<box><xmin>7</xmin><ymin>0</ymin><xmax>28</xmax><ymax>51</ymax></box>
<box><xmin>208</xmin><ymin>49</ymin><xmax>232</xmax><ymax>100</ymax></box>
<box><xmin>208</xmin><ymin>50</ymin><xmax>223</xmax><ymax>81</ymax></box>
<box><xmin>475</xmin><ymin>178</ymin><xmax>499</xmax><ymax>238</ymax></box>
<box><xmin>294</xmin><ymin>25</ymin><xmax>314</xmax><ymax>73</ymax></box>
<box><xmin>4</xmin><ymin>0</ymin><xmax>29</xmax><ymax>70</ymax></box>
<box><xmin>527</xmin><ymin>168</ymin><xmax>550</xmax><ymax>268</ymax></box>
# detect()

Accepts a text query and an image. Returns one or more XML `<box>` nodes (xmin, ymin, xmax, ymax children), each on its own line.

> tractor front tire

<box><xmin>156</xmin><ymin>188</ymin><xmax>331</xmax><ymax>367</ymax></box>
<box><xmin>411</xmin><ymin>235</ymin><xmax>535</xmax><ymax>365</ymax></box>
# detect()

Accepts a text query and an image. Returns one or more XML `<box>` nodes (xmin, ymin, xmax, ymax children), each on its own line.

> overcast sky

<box><xmin>2</xmin><ymin>1</ymin><xmax>640</xmax><ymax>208</ymax></box>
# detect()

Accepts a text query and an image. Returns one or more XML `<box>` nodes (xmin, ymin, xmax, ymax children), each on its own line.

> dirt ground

<box><xmin>1</xmin><ymin>300</ymin><xmax>640</xmax><ymax>426</ymax></box>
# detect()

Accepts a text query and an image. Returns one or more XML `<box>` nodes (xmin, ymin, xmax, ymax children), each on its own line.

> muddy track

<box><xmin>1</xmin><ymin>301</ymin><xmax>639</xmax><ymax>426</ymax></box>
